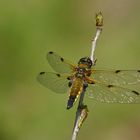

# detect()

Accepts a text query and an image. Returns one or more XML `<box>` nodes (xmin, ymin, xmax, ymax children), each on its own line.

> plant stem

<box><xmin>71</xmin><ymin>12</ymin><xmax>103</xmax><ymax>140</ymax></box>
<box><xmin>90</xmin><ymin>12</ymin><xmax>103</xmax><ymax>63</ymax></box>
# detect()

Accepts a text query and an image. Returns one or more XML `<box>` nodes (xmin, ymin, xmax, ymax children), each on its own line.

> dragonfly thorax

<box><xmin>76</xmin><ymin>68</ymin><xmax>85</xmax><ymax>78</ymax></box>
<box><xmin>78</xmin><ymin>57</ymin><xmax>92</xmax><ymax>68</ymax></box>
<box><xmin>75</xmin><ymin>67</ymin><xmax>89</xmax><ymax>78</ymax></box>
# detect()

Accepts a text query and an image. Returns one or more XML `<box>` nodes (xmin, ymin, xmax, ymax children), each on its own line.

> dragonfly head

<box><xmin>78</xmin><ymin>57</ymin><xmax>92</xmax><ymax>68</ymax></box>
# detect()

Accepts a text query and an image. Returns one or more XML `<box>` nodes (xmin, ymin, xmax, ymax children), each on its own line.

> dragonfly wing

<box><xmin>37</xmin><ymin>72</ymin><xmax>70</xmax><ymax>93</ymax></box>
<box><xmin>92</xmin><ymin>70</ymin><xmax>140</xmax><ymax>86</ymax></box>
<box><xmin>47</xmin><ymin>51</ymin><xmax>76</xmax><ymax>73</ymax></box>
<box><xmin>87</xmin><ymin>82</ymin><xmax>140</xmax><ymax>103</ymax></box>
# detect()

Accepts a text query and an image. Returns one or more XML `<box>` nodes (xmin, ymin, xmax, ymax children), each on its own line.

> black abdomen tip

<box><xmin>66</xmin><ymin>106</ymin><xmax>71</xmax><ymax>110</ymax></box>
<box><xmin>66</xmin><ymin>95</ymin><xmax>76</xmax><ymax>110</ymax></box>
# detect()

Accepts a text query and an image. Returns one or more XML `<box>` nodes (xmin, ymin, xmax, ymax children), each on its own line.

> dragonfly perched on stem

<box><xmin>37</xmin><ymin>51</ymin><xmax>140</xmax><ymax>109</ymax></box>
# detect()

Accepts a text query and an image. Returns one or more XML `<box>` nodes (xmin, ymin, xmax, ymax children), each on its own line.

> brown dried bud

<box><xmin>96</xmin><ymin>12</ymin><xmax>103</xmax><ymax>27</ymax></box>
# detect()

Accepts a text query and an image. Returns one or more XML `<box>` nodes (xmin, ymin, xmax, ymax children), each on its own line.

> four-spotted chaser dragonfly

<box><xmin>37</xmin><ymin>51</ymin><xmax>140</xmax><ymax>109</ymax></box>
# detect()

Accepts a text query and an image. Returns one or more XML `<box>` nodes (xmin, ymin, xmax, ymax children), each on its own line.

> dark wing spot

<box><xmin>108</xmin><ymin>85</ymin><xmax>114</xmax><ymax>88</ymax></box>
<box><xmin>137</xmin><ymin>70</ymin><xmax>140</xmax><ymax>72</ymax></box>
<box><xmin>49</xmin><ymin>51</ymin><xmax>53</xmax><ymax>54</ymax></box>
<box><xmin>132</xmin><ymin>90</ymin><xmax>140</xmax><ymax>95</ymax></box>
<box><xmin>60</xmin><ymin>57</ymin><xmax>64</xmax><ymax>62</ymax></box>
<box><xmin>40</xmin><ymin>72</ymin><xmax>45</xmax><ymax>75</ymax></box>
<box><xmin>91</xmin><ymin>81</ymin><xmax>95</xmax><ymax>84</ymax></box>
<box><xmin>115</xmin><ymin>70</ymin><xmax>121</xmax><ymax>73</ymax></box>
<box><xmin>56</xmin><ymin>73</ymin><xmax>61</xmax><ymax>77</ymax></box>
<box><xmin>67</xmin><ymin>77</ymin><xmax>71</xmax><ymax>80</ymax></box>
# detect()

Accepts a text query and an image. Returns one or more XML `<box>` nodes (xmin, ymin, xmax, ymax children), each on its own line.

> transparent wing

<box><xmin>87</xmin><ymin>82</ymin><xmax>140</xmax><ymax>103</ymax></box>
<box><xmin>37</xmin><ymin>72</ymin><xmax>70</xmax><ymax>93</ymax></box>
<box><xmin>92</xmin><ymin>70</ymin><xmax>140</xmax><ymax>86</ymax></box>
<box><xmin>47</xmin><ymin>51</ymin><xmax>76</xmax><ymax>73</ymax></box>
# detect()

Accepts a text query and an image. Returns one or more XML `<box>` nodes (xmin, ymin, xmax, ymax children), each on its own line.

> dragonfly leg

<box><xmin>93</xmin><ymin>58</ymin><xmax>97</xmax><ymax>66</ymax></box>
<box><xmin>83</xmin><ymin>82</ymin><xmax>88</xmax><ymax>89</ymax></box>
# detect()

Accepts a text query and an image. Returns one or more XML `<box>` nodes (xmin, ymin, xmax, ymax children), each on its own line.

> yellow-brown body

<box><xmin>67</xmin><ymin>77</ymin><xmax>84</xmax><ymax>109</ymax></box>
<box><xmin>70</xmin><ymin>78</ymin><xmax>83</xmax><ymax>96</ymax></box>
<box><xmin>67</xmin><ymin>57</ymin><xmax>93</xmax><ymax>109</ymax></box>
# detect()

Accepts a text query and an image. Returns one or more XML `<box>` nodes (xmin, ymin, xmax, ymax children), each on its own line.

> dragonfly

<box><xmin>37</xmin><ymin>51</ymin><xmax>140</xmax><ymax>109</ymax></box>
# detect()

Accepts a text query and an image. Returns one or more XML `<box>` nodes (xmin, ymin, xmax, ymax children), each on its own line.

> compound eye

<box><xmin>81</xmin><ymin>59</ymin><xmax>86</xmax><ymax>63</ymax></box>
<box><xmin>88</xmin><ymin>58</ymin><xmax>91</xmax><ymax>62</ymax></box>
<box><xmin>87</xmin><ymin>59</ymin><xmax>92</xmax><ymax>67</ymax></box>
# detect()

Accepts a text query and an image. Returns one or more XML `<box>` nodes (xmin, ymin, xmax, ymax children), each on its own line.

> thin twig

<box><xmin>90</xmin><ymin>29</ymin><xmax>102</xmax><ymax>62</ymax></box>
<box><xmin>71</xmin><ymin>12</ymin><xmax>103</xmax><ymax>140</ymax></box>
<box><xmin>72</xmin><ymin>87</ymin><xmax>88</xmax><ymax>140</ymax></box>
<box><xmin>90</xmin><ymin>12</ymin><xmax>103</xmax><ymax>63</ymax></box>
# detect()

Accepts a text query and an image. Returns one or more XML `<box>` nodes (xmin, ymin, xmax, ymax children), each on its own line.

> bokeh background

<box><xmin>1</xmin><ymin>0</ymin><xmax>140</xmax><ymax>140</ymax></box>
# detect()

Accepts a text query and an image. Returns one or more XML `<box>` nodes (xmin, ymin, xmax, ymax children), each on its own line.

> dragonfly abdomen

<box><xmin>67</xmin><ymin>78</ymin><xmax>83</xmax><ymax>109</ymax></box>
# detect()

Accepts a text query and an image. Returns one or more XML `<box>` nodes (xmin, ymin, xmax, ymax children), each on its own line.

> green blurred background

<box><xmin>1</xmin><ymin>0</ymin><xmax>140</xmax><ymax>140</ymax></box>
